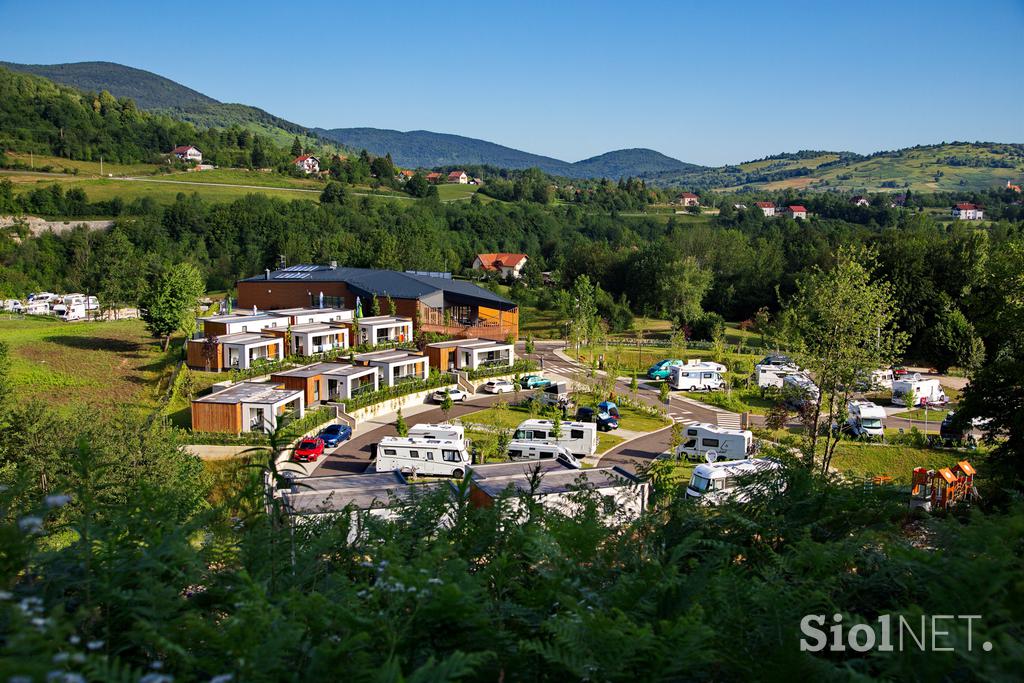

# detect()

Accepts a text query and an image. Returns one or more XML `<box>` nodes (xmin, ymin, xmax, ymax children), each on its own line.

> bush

<box><xmin>689</xmin><ymin>312</ymin><xmax>726</xmax><ymax>342</ymax></box>
<box><xmin>466</xmin><ymin>359</ymin><xmax>538</xmax><ymax>380</ymax></box>
<box><xmin>344</xmin><ymin>373</ymin><xmax>456</xmax><ymax>411</ymax></box>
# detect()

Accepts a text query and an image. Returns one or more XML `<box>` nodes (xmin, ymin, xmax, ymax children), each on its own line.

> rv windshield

<box><xmin>861</xmin><ymin>418</ymin><xmax>883</xmax><ymax>429</ymax></box>
<box><xmin>689</xmin><ymin>474</ymin><xmax>711</xmax><ymax>492</ymax></box>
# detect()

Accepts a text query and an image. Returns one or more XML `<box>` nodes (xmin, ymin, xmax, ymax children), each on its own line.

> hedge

<box><xmin>343</xmin><ymin>373</ymin><xmax>456</xmax><ymax>411</ymax></box>
<box><xmin>466</xmin><ymin>359</ymin><xmax>538</xmax><ymax>380</ymax></box>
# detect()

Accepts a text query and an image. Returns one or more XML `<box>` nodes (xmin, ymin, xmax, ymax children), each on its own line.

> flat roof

<box><xmin>201</xmin><ymin>313</ymin><xmax>289</xmax><ymax>324</ymax></box>
<box><xmin>280</xmin><ymin>472</ymin><xmax>449</xmax><ymax>514</ymax></box>
<box><xmin>272</xmin><ymin>362</ymin><xmax>349</xmax><ymax>378</ymax></box>
<box><xmin>285</xmin><ymin>470</ymin><xmax>406</xmax><ymax>492</ymax></box>
<box><xmin>472</xmin><ymin>466</ymin><xmax>639</xmax><ymax>498</ymax></box>
<box><xmin>271</xmin><ymin>307</ymin><xmax>351</xmax><ymax>316</ymax></box>
<box><xmin>426</xmin><ymin>337</ymin><xmax>512</xmax><ymax>350</ymax></box>
<box><xmin>216</xmin><ymin>332</ymin><xmax>279</xmax><ymax>344</ymax></box>
<box><xmin>289</xmin><ymin>322</ymin><xmax>342</xmax><ymax>333</ymax></box>
<box><xmin>469</xmin><ymin>460</ymin><xmax>572</xmax><ymax>480</ymax></box>
<box><xmin>356</xmin><ymin>315</ymin><xmax>411</xmax><ymax>326</ymax></box>
<box><xmin>194</xmin><ymin>381</ymin><xmax>303</xmax><ymax>405</ymax></box>
<box><xmin>355</xmin><ymin>350</ymin><xmax>424</xmax><ymax>363</ymax></box>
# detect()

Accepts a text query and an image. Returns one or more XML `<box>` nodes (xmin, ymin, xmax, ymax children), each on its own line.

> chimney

<box><xmin>265</xmin><ymin>268</ymin><xmax>271</xmax><ymax>280</ymax></box>
<box><xmin>330</xmin><ymin>260</ymin><xmax>338</xmax><ymax>270</ymax></box>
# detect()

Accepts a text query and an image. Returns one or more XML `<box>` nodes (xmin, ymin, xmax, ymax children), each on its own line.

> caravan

<box><xmin>783</xmin><ymin>373</ymin><xmax>819</xmax><ymax>409</ymax></box>
<box><xmin>25</xmin><ymin>300</ymin><xmax>51</xmax><ymax>315</ymax></box>
<box><xmin>685</xmin><ymin>458</ymin><xmax>784</xmax><ymax>505</ymax></box>
<box><xmin>506</xmin><ymin>440</ymin><xmax>581</xmax><ymax>468</ymax></box>
<box><xmin>513</xmin><ymin>419</ymin><xmax>598</xmax><ymax>458</ymax></box>
<box><xmin>374</xmin><ymin>435</ymin><xmax>472</xmax><ymax>478</ymax></box>
<box><xmin>668</xmin><ymin>360</ymin><xmax>727</xmax><ymax>391</ymax></box>
<box><xmin>892</xmin><ymin>375</ymin><xmax>949</xmax><ymax>407</ymax></box>
<box><xmin>846</xmin><ymin>400</ymin><xmax>886</xmax><ymax>438</ymax></box>
<box><xmin>408</xmin><ymin>423</ymin><xmax>465</xmax><ymax>440</ymax></box>
<box><xmin>674</xmin><ymin>423</ymin><xmax>756</xmax><ymax>462</ymax></box>
<box><xmin>752</xmin><ymin>362</ymin><xmax>804</xmax><ymax>389</ymax></box>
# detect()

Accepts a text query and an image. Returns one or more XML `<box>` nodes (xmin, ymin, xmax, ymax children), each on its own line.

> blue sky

<box><xmin>1</xmin><ymin>0</ymin><xmax>1022</xmax><ymax>165</ymax></box>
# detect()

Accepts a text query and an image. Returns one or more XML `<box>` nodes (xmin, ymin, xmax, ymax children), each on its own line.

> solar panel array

<box><xmin>275</xmin><ymin>264</ymin><xmax>319</xmax><ymax>280</ymax></box>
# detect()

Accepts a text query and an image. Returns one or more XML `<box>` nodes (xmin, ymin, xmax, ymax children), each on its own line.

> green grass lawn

<box><xmin>596</xmin><ymin>432</ymin><xmax>625</xmax><ymax>454</ymax></box>
<box><xmin>680</xmin><ymin>387</ymin><xmax>774</xmax><ymax>415</ymax></box>
<box><xmin>11</xmin><ymin>175</ymin><xmax>319</xmax><ymax>206</ymax></box>
<box><xmin>891</xmin><ymin>407</ymin><xmax>952</xmax><ymax>422</ymax></box>
<box><xmin>436</xmin><ymin>184</ymin><xmax>482</xmax><ymax>202</ymax></box>
<box><xmin>568</xmin><ymin>344</ymin><xmax>761</xmax><ymax>376</ymax></box>
<box><xmin>162</xmin><ymin>368</ymin><xmax>225</xmax><ymax>428</ymax></box>
<box><xmin>157</xmin><ymin>168</ymin><xmax>325</xmax><ymax>189</ymax></box>
<box><xmin>5</xmin><ymin>152</ymin><xmax>161</xmax><ymax>177</ymax></box>
<box><xmin>0</xmin><ymin>316</ymin><xmax>178</xmax><ymax>414</ymax></box>
<box><xmin>830</xmin><ymin>441</ymin><xmax>984</xmax><ymax>484</ymax></box>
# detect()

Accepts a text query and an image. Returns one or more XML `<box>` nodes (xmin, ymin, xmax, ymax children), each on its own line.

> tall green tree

<box><xmin>290</xmin><ymin>137</ymin><xmax>303</xmax><ymax>157</ymax></box>
<box><xmin>139</xmin><ymin>262</ymin><xmax>205</xmax><ymax>350</ymax></box>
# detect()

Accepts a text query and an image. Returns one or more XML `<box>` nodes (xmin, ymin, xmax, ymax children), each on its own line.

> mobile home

<box><xmin>783</xmin><ymin>373</ymin><xmax>819</xmax><ymax>409</ymax></box>
<box><xmin>892</xmin><ymin>375</ymin><xmax>948</xmax><ymax>407</ymax></box>
<box><xmin>685</xmin><ymin>458</ymin><xmax>784</xmax><ymax>505</ymax></box>
<box><xmin>407</xmin><ymin>423</ymin><xmax>466</xmax><ymax>441</ymax></box>
<box><xmin>506</xmin><ymin>440</ymin><xmax>581</xmax><ymax>468</ymax></box>
<box><xmin>374</xmin><ymin>435</ymin><xmax>472</xmax><ymax>478</ymax></box>
<box><xmin>753</xmin><ymin>362</ymin><xmax>804</xmax><ymax>389</ymax></box>
<box><xmin>668</xmin><ymin>360</ymin><xmax>727</xmax><ymax>391</ymax></box>
<box><xmin>846</xmin><ymin>400</ymin><xmax>886</xmax><ymax>438</ymax></box>
<box><xmin>513</xmin><ymin>419</ymin><xmax>598</xmax><ymax>458</ymax></box>
<box><xmin>674</xmin><ymin>423</ymin><xmax>755</xmax><ymax>462</ymax></box>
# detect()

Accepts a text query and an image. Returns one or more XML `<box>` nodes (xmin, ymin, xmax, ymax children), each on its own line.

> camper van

<box><xmin>374</xmin><ymin>435</ymin><xmax>472</xmax><ymax>478</ymax></box>
<box><xmin>25</xmin><ymin>300</ymin><xmax>51</xmax><ymax>316</ymax></box>
<box><xmin>408</xmin><ymin>423</ymin><xmax>465</xmax><ymax>441</ymax></box>
<box><xmin>892</xmin><ymin>375</ymin><xmax>949</xmax><ymax>407</ymax></box>
<box><xmin>506</xmin><ymin>440</ymin><xmax>581</xmax><ymax>468</ymax></box>
<box><xmin>513</xmin><ymin>419</ymin><xmax>598</xmax><ymax>458</ymax></box>
<box><xmin>685</xmin><ymin>458</ymin><xmax>784</xmax><ymax>505</ymax></box>
<box><xmin>538</xmin><ymin>381</ymin><xmax>572</xmax><ymax>409</ymax></box>
<box><xmin>58</xmin><ymin>302</ymin><xmax>87</xmax><ymax>322</ymax></box>
<box><xmin>783</xmin><ymin>373</ymin><xmax>819</xmax><ymax>409</ymax></box>
<box><xmin>674</xmin><ymin>423</ymin><xmax>755</xmax><ymax>462</ymax></box>
<box><xmin>753</xmin><ymin>362</ymin><xmax>804</xmax><ymax>389</ymax></box>
<box><xmin>2</xmin><ymin>300</ymin><xmax>24</xmax><ymax>313</ymax></box>
<box><xmin>668</xmin><ymin>360</ymin><xmax>727</xmax><ymax>391</ymax></box>
<box><xmin>846</xmin><ymin>400</ymin><xmax>886</xmax><ymax>438</ymax></box>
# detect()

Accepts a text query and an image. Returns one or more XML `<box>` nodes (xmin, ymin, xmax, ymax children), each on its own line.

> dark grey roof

<box><xmin>471</xmin><ymin>466</ymin><xmax>640</xmax><ymax>498</ymax></box>
<box><xmin>240</xmin><ymin>265</ymin><xmax>515</xmax><ymax>310</ymax></box>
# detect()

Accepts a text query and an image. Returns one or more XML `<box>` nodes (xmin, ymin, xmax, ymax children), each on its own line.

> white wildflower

<box><xmin>18</xmin><ymin>516</ymin><xmax>43</xmax><ymax>534</ymax></box>
<box><xmin>52</xmin><ymin>652</ymin><xmax>70</xmax><ymax>663</ymax></box>
<box><xmin>45</xmin><ymin>494</ymin><xmax>72</xmax><ymax>509</ymax></box>
<box><xmin>68</xmin><ymin>634</ymin><xmax>81</xmax><ymax>645</ymax></box>
<box><xmin>86</xmin><ymin>640</ymin><xmax>104</xmax><ymax>651</ymax></box>
<box><xmin>0</xmin><ymin>590</ymin><xmax>13</xmax><ymax>600</ymax></box>
<box><xmin>427</xmin><ymin>578</ymin><xmax>443</xmax><ymax>585</ymax></box>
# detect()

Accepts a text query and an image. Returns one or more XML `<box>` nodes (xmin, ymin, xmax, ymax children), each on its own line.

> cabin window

<box><xmin>702</xmin><ymin>373</ymin><xmax>713</xmax><ymax>379</ymax></box>
<box><xmin>383</xmin><ymin>449</ymin><xmax>397</xmax><ymax>456</ymax></box>
<box><xmin>702</xmin><ymin>438</ymin><xmax>720</xmax><ymax>448</ymax></box>
<box><xmin>570</xmin><ymin>429</ymin><xmax>584</xmax><ymax>439</ymax></box>
<box><xmin>442</xmin><ymin>449</ymin><xmax>461</xmax><ymax>462</ymax></box>
<box><xmin>409</xmin><ymin>450</ymin><xmax>419</xmax><ymax>459</ymax></box>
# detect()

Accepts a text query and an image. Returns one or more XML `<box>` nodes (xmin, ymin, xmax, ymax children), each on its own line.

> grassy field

<box><xmin>568</xmin><ymin>344</ymin><xmax>761</xmax><ymax>376</ymax></box>
<box><xmin>436</xmin><ymin>184</ymin><xmax>481</xmax><ymax>202</ymax></box>
<box><xmin>4</xmin><ymin>152</ymin><xmax>162</xmax><ymax>177</ymax></box>
<box><xmin>155</xmin><ymin>168</ymin><xmax>325</xmax><ymax>189</ymax></box>
<box><xmin>0</xmin><ymin>316</ymin><xmax>178</xmax><ymax>414</ymax></box>
<box><xmin>891</xmin><ymin>407</ymin><xmax>952</xmax><ymax>422</ymax></box>
<box><xmin>9</xmin><ymin>175</ymin><xmax>320</xmax><ymax>205</ymax></box>
<box><xmin>830</xmin><ymin>441</ymin><xmax>983</xmax><ymax>484</ymax></box>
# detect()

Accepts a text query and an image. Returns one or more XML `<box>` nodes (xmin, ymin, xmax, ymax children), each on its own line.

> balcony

<box><xmin>420</xmin><ymin>305</ymin><xmax>517</xmax><ymax>339</ymax></box>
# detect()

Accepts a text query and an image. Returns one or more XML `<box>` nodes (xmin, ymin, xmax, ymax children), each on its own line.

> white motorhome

<box><xmin>674</xmin><ymin>423</ymin><xmax>755</xmax><ymax>462</ymax></box>
<box><xmin>513</xmin><ymin>419</ymin><xmax>598</xmax><ymax>458</ymax></box>
<box><xmin>407</xmin><ymin>423</ymin><xmax>465</xmax><ymax>441</ymax></box>
<box><xmin>374</xmin><ymin>435</ymin><xmax>472</xmax><ymax>478</ymax></box>
<box><xmin>753</xmin><ymin>362</ymin><xmax>804</xmax><ymax>389</ymax></box>
<box><xmin>846</xmin><ymin>400</ymin><xmax>886</xmax><ymax>438</ymax></box>
<box><xmin>892</xmin><ymin>375</ymin><xmax>948</xmax><ymax>407</ymax></box>
<box><xmin>685</xmin><ymin>458</ymin><xmax>784</xmax><ymax>505</ymax></box>
<box><xmin>506</xmin><ymin>440</ymin><xmax>581</xmax><ymax>469</ymax></box>
<box><xmin>783</xmin><ymin>373</ymin><xmax>819</xmax><ymax>408</ymax></box>
<box><xmin>2</xmin><ymin>300</ymin><xmax>24</xmax><ymax>313</ymax></box>
<box><xmin>869</xmin><ymin>368</ymin><xmax>894</xmax><ymax>390</ymax></box>
<box><xmin>538</xmin><ymin>381</ymin><xmax>572</xmax><ymax>408</ymax></box>
<box><xmin>58</xmin><ymin>302</ymin><xmax>87</xmax><ymax>321</ymax></box>
<box><xmin>28</xmin><ymin>292</ymin><xmax>57</xmax><ymax>303</ymax></box>
<box><xmin>25</xmin><ymin>300</ymin><xmax>51</xmax><ymax>315</ymax></box>
<box><xmin>668</xmin><ymin>360</ymin><xmax>727</xmax><ymax>391</ymax></box>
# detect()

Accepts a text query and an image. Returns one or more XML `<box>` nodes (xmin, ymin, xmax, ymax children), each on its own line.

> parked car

<box><xmin>519</xmin><ymin>375</ymin><xmax>552</xmax><ymax>390</ymax></box>
<box><xmin>318</xmin><ymin>423</ymin><xmax>352</xmax><ymax>447</ymax></box>
<box><xmin>647</xmin><ymin>359</ymin><xmax>683</xmax><ymax>380</ymax></box>
<box><xmin>483</xmin><ymin>379</ymin><xmax>515</xmax><ymax>394</ymax></box>
<box><xmin>293</xmin><ymin>437</ymin><xmax>326</xmax><ymax>462</ymax></box>
<box><xmin>892</xmin><ymin>366</ymin><xmax>909</xmax><ymax>378</ymax></box>
<box><xmin>432</xmin><ymin>387</ymin><xmax>468</xmax><ymax>403</ymax></box>
<box><xmin>575</xmin><ymin>406</ymin><xmax>619</xmax><ymax>431</ymax></box>
<box><xmin>597</xmin><ymin>401</ymin><xmax>620</xmax><ymax>419</ymax></box>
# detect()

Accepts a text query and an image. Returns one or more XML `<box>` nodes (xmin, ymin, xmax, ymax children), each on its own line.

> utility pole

<box><xmin>100</xmin><ymin>155</ymin><xmax>103</xmax><ymax>177</ymax></box>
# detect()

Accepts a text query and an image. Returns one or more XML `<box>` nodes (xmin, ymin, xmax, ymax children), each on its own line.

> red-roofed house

<box><xmin>1006</xmin><ymin>180</ymin><xmax>1021</xmax><ymax>193</ymax></box>
<box><xmin>784</xmin><ymin>205</ymin><xmax>807</xmax><ymax>220</ymax></box>
<box><xmin>398</xmin><ymin>170</ymin><xmax>415</xmax><ymax>180</ymax></box>
<box><xmin>293</xmin><ymin>155</ymin><xmax>320</xmax><ymax>174</ymax></box>
<box><xmin>952</xmin><ymin>203</ymin><xmax>984</xmax><ymax>220</ymax></box>
<box><xmin>448</xmin><ymin>170</ymin><xmax>469</xmax><ymax>184</ymax></box>
<box><xmin>473</xmin><ymin>253</ymin><xmax>529</xmax><ymax>280</ymax></box>
<box><xmin>171</xmin><ymin>145</ymin><xmax>202</xmax><ymax>164</ymax></box>
<box><xmin>755</xmin><ymin>201</ymin><xmax>775</xmax><ymax>217</ymax></box>
<box><xmin>425</xmin><ymin>172</ymin><xmax>442</xmax><ymax>183</ymax></box>
<box><xmin>676</xmin><ymin>192</ymin><xmax>700</xmax><ymax>207</ymax></box>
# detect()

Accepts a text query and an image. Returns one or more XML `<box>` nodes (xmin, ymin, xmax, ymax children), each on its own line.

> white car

<box><xmin>482</xmin><ymin>379</ymin><xmax>515</xmax><ymax>394</ymax></box>
<box><xmin>432</xmin><ymin>387</ymin><xmax>468</xmax><ymax>403</ymax></box>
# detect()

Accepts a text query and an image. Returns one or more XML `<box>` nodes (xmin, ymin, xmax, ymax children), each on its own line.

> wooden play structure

<box><xmin>909</xmin><ymin>460</ymin><xmax>977</xmax><ymax>512</ymax></box>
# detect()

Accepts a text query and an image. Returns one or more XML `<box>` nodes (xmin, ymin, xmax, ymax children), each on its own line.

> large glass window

<box><xmin>442</xmin><ymin>449</ymin><xmax>461</xmax><ymax>462</ymax></box>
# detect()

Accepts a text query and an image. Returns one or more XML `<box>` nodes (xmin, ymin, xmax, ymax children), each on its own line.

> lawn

<box><xmin>5</xmin><ymin>152</ymin><xmax>162</xmax><ymax>177</ymax></box>
<box><xmin>568</xmin><ymin>344</ymin><xmax>761</xmax><ymax>376</ymax></box>
<box><xmin>891</xmin><ymin>407</ymin><xmax>952</xmax><ymax>422</ymax></box>
<box><xmin>156</xmin><ymin>168</ymin><xmax>325</xmax><ymax>190</ymax></box>
<box><xmin>0</xmin><ymin>316</ymin><xmax>178</xmax><ymax>414</ymax></box>
<box><xmin>830</xmin><ymin>441</ymin><xmax>984</xmax><ymax>484</ymax></box>
<box><xmin>680</xmin><ymin>387</ymin><xmax>775</xmax><ymax>415</ymax></box>
<box><xmin>10</xmin><ymin>175</ymin><xmax>318</xmax><ymax>206</ymax></box>
<box><xmin>436</xmin><ymin>184</ymin><xmax>481</xmax><ymax>202</ymax></box>
<box><xmin>162</xmin><ymin>367</ymin><xmax>225</xmax><ymax>429</ymax></box>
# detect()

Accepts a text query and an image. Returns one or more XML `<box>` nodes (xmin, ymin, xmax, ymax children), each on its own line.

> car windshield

<box><xmin>324</xmin><ymin>425</ymin><xmax>340</xmax><ymax>433</ymax></box>
<box><xmin>299</xmin><ymin>440</ymin><xmax>317</xmax><ymax>449</ymax></box>
<box><xmin>861</xmin><ymin>419</ymin><xmax>882</xmax><ymax>429</ymax></box>
<box><xmin>689</xmin><ymin>474</ymin><xmax>711</xmax><ymax>492</ymax></box>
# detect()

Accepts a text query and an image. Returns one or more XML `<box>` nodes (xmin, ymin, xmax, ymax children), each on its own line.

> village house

<box><xmin>1006</xmin><ymin>180</ymin><xmax>1021</xmax><ymax>193</ymax></box>
<box><xmin>472</xmin><ymin>253</ymin><xmax>529</xmax><ymax>280</ymax></box>
<box><xmin>447</xmin><ymin>170</ymin><xmax>469</xmax><ymax>184</ymax></box>
<box><xmin>425</xmin><ymin>338</ymin><xmax>515</xmax><ymax>372</ymax></box>
<box><xmin>676</xmin><ymin>192</ymin><xmax>700</xmax><ymax>207</ymax></box>
<box><xmin>237</xmin><ymin>264</ymin><xmax>519</xmax><ymax>340</ymax></box>
<box><xmin>851</xmin><ymin>195</ymin><xmax>870</xmax><ymax>207</ymax></box>
<box><xmin>191</xmin><ymin>381</ymin><xmax>305</xmax><ymax>434</ymax></box>
<box><xmin>293</xmin><ymin>154</ymin><xmax>321</xmax><ymax>174</ymax></box>
<box><xmin>425</xmin><ymin>172</ymin><xmax>442</xmax><ymax>183</ymax></box>
<box><xmin>398</xmin><ymin>170</ymin><xmax>416</xmax><ymax>180</ymax></box>
<box><xmin>784</xmin><ymin>205</ymin><xmax>808</xmax><ymax>220</ymax></box>
<box><xmin>354</xmin><ymin>349</ymin><xmax>430</xmax><ymax>387</ymax></box>
<box><xmin>952</xmin><ymin>202</ymin><xmax>984</xmax><ymax>220</ymax></box>
<box><xmin>270</xmin><ymin>362</ymin><xmax>379</xmax><ymax>405</ymax></box>
<box><xmin>171</xmin><ymin>145</ymin><xmax>202</xmax><ymax>163</ymax></box>
<box><xmin>755</xmin><ymin>201</ymin><xmax>776</xmax><ymax>217</ymax></box>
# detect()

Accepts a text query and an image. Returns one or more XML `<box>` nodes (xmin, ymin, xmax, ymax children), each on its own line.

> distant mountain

<box><xmin>0</xmin><ymin>61</ymin><xmax>328</xmax><ymax>149</ymax></box>
<box><xmin>314</xmin><ymin>128</ymin><xmax>704</xmax><ymax>179</ymax></box>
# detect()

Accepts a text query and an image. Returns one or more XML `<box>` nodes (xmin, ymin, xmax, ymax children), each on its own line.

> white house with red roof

<box><xmin>755</xmin><ymin>201</ymin><xmax>775</xmax><ymax>217</ymax></box>
<box><xmin>293</xmin><ymin>154</ymin><xmax>320</xmax><ymax>174</ymax></box>
<box><xmin>473</xmin><ymin>253</ymin><xmax>529</xmax><ymax>279</ymax></box>
<box><xmin>951</xmin><ymin>203</ymin><xmax>984</xmax><ymax>220</ymax></box>
<box><xmin>447</xmin><ymin>170</ymin><xmax>469</xmax><ymax>184</ymax></box>
<box><xmin>676</xmin><ymin>192</ymin><xmax>700</xmax><ymax>207</ymax></box>
<box><xmin>171</xmin><ymin>145</ymin><xmax>202</xmax><ymax>164</ymax></box>
<box><xmin>784</xmin><ymin>205</ymin><xmax>808</xmax><ymax>220</ymax></box>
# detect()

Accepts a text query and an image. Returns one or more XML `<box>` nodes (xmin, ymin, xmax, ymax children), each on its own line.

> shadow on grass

<box><xmin>43</xmin><ymin>335</ymin><xmax>144</xmax><ymax>355</ymax></box>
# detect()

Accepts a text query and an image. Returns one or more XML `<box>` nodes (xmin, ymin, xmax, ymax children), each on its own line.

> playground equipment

<box><xmin>909</xmin><ymin>461</ymin><xmax>978</xmax><ymax>512</ymax></box>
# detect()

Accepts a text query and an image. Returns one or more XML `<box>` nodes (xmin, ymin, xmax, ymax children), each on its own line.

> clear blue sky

<box><xmin>1</xmin><ymin>0</ymin><xmax>1022</xmax><ymax>165</ymax></box>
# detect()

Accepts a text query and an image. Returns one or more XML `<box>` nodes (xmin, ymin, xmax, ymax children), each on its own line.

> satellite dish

<box><xmin>705</xmin><ymin>450</ymin><xmax>719</xmax><ymax>464</ymax></box>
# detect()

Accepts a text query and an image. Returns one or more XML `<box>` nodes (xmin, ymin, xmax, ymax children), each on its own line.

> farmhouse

<box><xmin>676</xmin><ymin>192</ymin><xmax>700</xmax><ymax>207</ymax></box>
<box><xmin>425</xmin><ymin>172</ymin><xmax>442</xmax><ymax>183</ymax></box>
<box><xmin>755</xmin><ymin>201</ymin><xmax>775</xmax><ymax>217</ymax></box>
<box><xmin>784</xmin><ymin>205</ymin><xmax>808</xmax><ymax>219</ymax></box>
<box><xmin>293</xmin><ymin>154</ymin><xmax>320</xmax><ymax>174</ymax></box>
<box><xmin>354</xmin><ymin>349</ymin><xmax>430</xmax><ymax>387</ymax></box>
<box><xmin>425</xmin><ymin>338</ymin><xmax>515</xmax><ymax>372</ymax></box>
<box><xmin>447</xmin><ymin>170</ymin><xmax>469</xmax><ymax>184</ymax></box>
<box><xmin>851</xmin><ymin>196</ymin><xmax>870</xmax><ymax>207</ymax></box>
<box><xmin>472</xmin><ymin>253</ymin><xmax>528</xmax><ymax>279</ymax></box>
<box><xmin>191</xmin><ymin>381</ymin><xmax>304</xmax><ymax>434</ymax></box>
<box><xmin>237</xmin><ymin>264</ymin><xmax>519</xmax><ymax>340</ymax></box>
<box><xmin>270</xmin><ymin>362</ymin><xmax>379</xmax><ymax>405</ymax></box>
<box><xmin>952</xmin><ymin>202</ymin><xmax>984</xmax><ymax>220</ymax></box>
<box><xmin>171</xmin><ymin>145</ymin><xmax>202</xmax><ymax>163</ymax></box>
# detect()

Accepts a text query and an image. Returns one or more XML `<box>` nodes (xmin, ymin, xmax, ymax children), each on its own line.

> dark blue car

<box><xmin>319</xmin><ymin>423</ymin><xmax>352</xmax><ymax>447</ymax></box>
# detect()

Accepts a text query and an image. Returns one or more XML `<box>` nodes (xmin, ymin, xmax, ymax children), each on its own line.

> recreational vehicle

<box><xmin>1</xmin><ymin>300</ymin><xmax>24</xmax><ymax>313</ymax></box>
<box><xmin>685</xmin><ymin>458</ymin><xmax>784</xmax><ymax>505</ymax></box>
<box><xmin>892</xmin><ymin>375</ymin><xmax>949</xmax><ymax>407</ymax></box>
<box><xmin>374</xmin><ymin>435</ymin><xmax>472</xmax><ymax>478</ymax></box>
<box><xmin>513</xmin><ymin>419</ymin><xmax>598</xmax><ymax>458</ymax></box>
<box><xmin>506</xmin><ymin>440</ymin><xmax>581</xmax><ymax>468</ymax></box>
<box><xmin>538</xmin><ymin>381</ymin><xmax>572</xmax><ymax>409</ymax></box>
<box><xmin>674</xmin><ymin>423</ymin><xmax>755</xmax><ymax>462</ymax></box>
<box><xmin>25</xmin><ymin>300</ymin><xmax>51</xmax><ymax>315</ymax></box>
<box><xmin>783</xmin><ymin>373</ymin><xmax>819</xmax><ymax>409</ymax></box>
<box><xmin>668</xmin><ymin>360</ymin><xmax>727</xmax><ymax>391</ymax></box>
<box><xmin>752</xmin><ymin>362</ymin><xmax>804</xmax><ymax>389</ymax></box>
<box><xmin>58</xmin><ymin>302</ymin><xmax>87</xmax><ymax>321</ymax></box>
<box><xmin>407</xmin><ymin>423</ymin><xmax>465</xmax><ymax>441</ymax></box>
<box><xmin>846</xmin><ymin>400</ymin><xmax>886</xmax><ymax>438</ymax></box>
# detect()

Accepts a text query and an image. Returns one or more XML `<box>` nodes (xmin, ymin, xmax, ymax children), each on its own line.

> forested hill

<box><xmin>0</xmin><ymin>61</ymin><xmax>327</xmax><ymax>149</ymax></box>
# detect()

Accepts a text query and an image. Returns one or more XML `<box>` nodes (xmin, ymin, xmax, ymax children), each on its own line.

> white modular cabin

<box><xmin>892</xmin><ymin>375</ymin><xmax>948</xmax><ymax>407</ymax></box>
<box><xmin>674</xmin><ymin>423</ymin><xmax>755</xmax><ymax>462</ymax></box>
<box><xmin>847</xmin><ymin>400</ymin><xmax>886</xmax><ymax>437</ymax></box>
<box><xmin>513</xmin><ymin>419</ymin><xmax>598</xmax><ymax>458</ymax></box>
<box><xmin>374</xmin><ymin>435</ymin><xmax>472</xmax><ymax>478</ymax></box>
<box><xmin>669</xmin><ymin>360</ymin><xmax>727</xmax><ymax>391</ymax></box>
<box><xmin>506</xmin><ymin>440</ymin><xmax>581</xmax><ymax>469</ymax></box>
<box><xmin>685</xmin><ymin>458</ymin><xmax>784</xmax><ymax>505</ymax></box>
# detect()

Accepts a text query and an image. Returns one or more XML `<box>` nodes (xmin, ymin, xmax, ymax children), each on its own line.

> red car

<box><xmin>293</xmin><ymin>437</ymin><xmax>325</xmax><ymax>462</ymax></box>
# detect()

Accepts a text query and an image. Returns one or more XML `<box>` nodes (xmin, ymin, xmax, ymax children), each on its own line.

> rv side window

<box><xmin>570</xmin><ymin>429</ymin><xmax>584</xmax><ymax>439</ymax></box>
<box><xmin>425</xmin><ymin>451</ymin><xmax>434</xmax><ymax>460</ymax></box>
<box><xmin>686</xmin><ymin>429</ymin><xmax>698</xmax><ymax>437</ymax></box>
<box><xmin>442</xmin><ymin>449</ymin><xmax>461</xmax><ymax>462</ymax></box>
<box><xmin>409</xmin><ymin>450</ymin><xmax>419</xmax><ymax>459</ymax></box>
<box><xmin>539</xmin><ymin>450</ymin><xmax>553</xmax><ymax>460</ymax></box>
<box><xmin>703</xmin><ymin>373</ymin><xmax>713</xmax><ymax>379</ymax></box>
<box><xmin>383</xmin><ymin>449</ymin><xmax>397</xmax><ymax>456</ymax></box>
<box><xmin>534</xmin><ymin>431</ymin><xmax>548</xmax><ymax>440</ymax></box>
<box><xmin>702</xmin><ymin>438</ymin><xmax>720</xmax><ymax>448</ymax></box>
<box><xmin>683</xmin><ymin>438</ymin><xmax>697</xmax><ymax>448</ymax></box>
